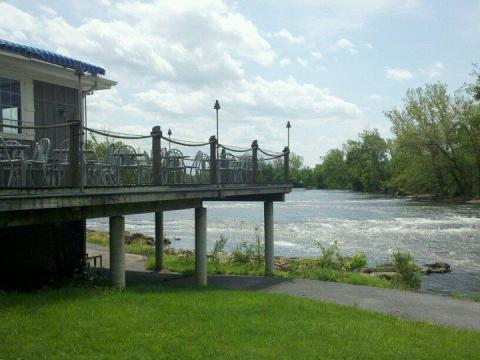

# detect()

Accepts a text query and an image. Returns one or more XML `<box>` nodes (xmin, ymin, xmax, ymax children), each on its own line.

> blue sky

<box><xmin>1</xmin><ymin>0</ymin><xmax>478</xmax><ymax>165</ymax></box>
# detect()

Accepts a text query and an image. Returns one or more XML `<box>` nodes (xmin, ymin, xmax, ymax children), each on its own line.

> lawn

<box><xmin>0</xmin><ymin>283</ymin><xmax>479</xmax><ymax>359</ymax></box>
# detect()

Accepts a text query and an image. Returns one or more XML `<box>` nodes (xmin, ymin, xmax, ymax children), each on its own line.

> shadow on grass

<box><xmin>0</xmin><ymin>269</ymin><xmax>292</xmax><ymax>310</ymax></box>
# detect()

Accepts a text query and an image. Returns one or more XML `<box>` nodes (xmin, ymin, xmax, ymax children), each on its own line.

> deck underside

<box><xmin>0</xmin><ymin>184</ymin><xmax>291</xmax><ymax>227</ymax></box>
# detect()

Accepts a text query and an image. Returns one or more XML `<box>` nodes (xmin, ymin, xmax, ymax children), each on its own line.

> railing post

<box><xmin>151</xmin><ymin>126</ymin><xmax>162</xmax><ymax>186</ymax></box>
<box><xmin>209</xmin><ymin>135</ymin><xmax>217</xmax><ymax>185</ymax></box>
<box><xmin>283</xmin><ymin>146</ymin><xmax>290</xmax><ymax>184</ymax></box>
<box><xmin>68</xmin><ymin>118</ymin><xmax>81</xmax><ymax>187</ymax></box>
<box><xmin>251</xmin><ymin>140</ymin><xmax>258</xmax><ymax>184</ymax></box>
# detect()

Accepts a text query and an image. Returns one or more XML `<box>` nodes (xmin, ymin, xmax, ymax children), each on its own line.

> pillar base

<box><xmin>109</xmin><ymin>215</ymin><xmax>125</xmax><ymax>289</ymax></box>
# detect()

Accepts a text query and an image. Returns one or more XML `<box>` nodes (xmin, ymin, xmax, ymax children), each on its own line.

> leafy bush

<box><xmin>345</xmin><ymin>253</ymin><xmax>368</xmax><ymax>272</ymax></box>
<box><xmin>210</xmin><ymin>235</ymin><xmax>228</xmax><ymax>271</ymax></box>
<box><xmin>316</xmin><ymin>241</ymin><xmax>343</xmax><ymax>270</ymax></box>
<box><xmin>392</xmin><ymin>251</ymin><xmax>422</xmax><ymax>289</ymax></box>
<box><xmin>232</xmin><ymin>241</ymin><xmax>255</xmax><ymax>264</ymax></box>
<box><xmin>253</xmin><ymin>225</ymin><xmax>264</xmax><ymax>268</ymax></box>
<box><xmin>315</xmin><ymin>241</ymin><xmax>366</xmax><ymax>272</ymax></box>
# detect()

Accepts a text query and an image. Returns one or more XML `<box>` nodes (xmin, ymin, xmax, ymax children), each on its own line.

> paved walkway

<box><xmin>87</xmin><ymin>244</ymin><xmax>480</xmax><ymax>331</ymax></box>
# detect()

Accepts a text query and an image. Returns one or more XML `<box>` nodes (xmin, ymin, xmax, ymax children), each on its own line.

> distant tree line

<box><xmin>263</xmin><ymin>72</ymin><xmax>480</xmax><ymax>198</ymax></box>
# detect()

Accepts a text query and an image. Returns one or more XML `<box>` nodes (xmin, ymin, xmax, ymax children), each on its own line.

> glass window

<box><xmin>0</xmin><ymin>77</ymin><xmax>22</xmax><ymax>134</ymax></box>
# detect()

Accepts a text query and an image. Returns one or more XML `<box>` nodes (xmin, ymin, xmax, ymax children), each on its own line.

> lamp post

<box><xmin>75</xmin><ymin>61</ymin><xmax>85</xmax><ymax>190</ymax></box>
<box><xmin>286</xmin><ymin>121</ymin><xmax>291</xmax><ymax>149</ymax></box>
<box><xmin>168</xmin><ymin>128</ymin><xmax>172</xmax><ymax>150</ymax></box>
<box><xmin>214</xmin><ymin>100</ymin><xmax>221</xmax><ymax>185</ymax></box>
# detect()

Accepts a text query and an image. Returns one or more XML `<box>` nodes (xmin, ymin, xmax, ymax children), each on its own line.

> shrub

<box><xmin>210</xmin><ymin>235</ymin><xmax>228</xmax><ymax>271</ymax></box>
<box><xmin>345</xmin><ymin>253</ymin><xmax>368</xmax><ymax>272</ymax></box>
<box><xmin>253</xmin><ymin>225</ymin><xmax>264</xmax><ymax>268</ymax></box>
<box><xmin>316</xmin><ymin>241</ymin><xmax>343</xmax><ymax>270</ymax></box>
<box><xmin>232</xmin><ymin>241</ymin><xmax>255</xmax><ymax>264</ymax></box>
<box><xmin>392</xmin><ymin>251</ymin><xmax>422</xmax><ymax>289</ymax></box>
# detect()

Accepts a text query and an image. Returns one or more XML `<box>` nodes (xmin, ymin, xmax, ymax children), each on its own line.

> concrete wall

<box><xmin>0</xmin><ymin>220</ymin><xmax>85</xmax><ymax>289</ymax></box>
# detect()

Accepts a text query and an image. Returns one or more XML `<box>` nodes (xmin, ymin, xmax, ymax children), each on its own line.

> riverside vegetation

<box><xmin>87</xmin><ymin>229</ymin><xmax>423</xmax><ymax>290</ymax></box>
<box><xmin>261</xmin><ymin>70</ymin><xmax>480</xmax><ymax>199</ymax></box>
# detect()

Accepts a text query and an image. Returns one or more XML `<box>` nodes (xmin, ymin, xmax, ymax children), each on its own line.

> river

<box><xmin>87</xmin><ymin>189</ymin><xmax>480</xmax><ymax>296</ymax></box>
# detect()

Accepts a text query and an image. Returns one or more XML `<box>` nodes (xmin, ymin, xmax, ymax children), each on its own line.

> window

<box><xmin>0</xmin><ymin>77</ymin><xmax>21</xmax><ymax>134</ymax></box>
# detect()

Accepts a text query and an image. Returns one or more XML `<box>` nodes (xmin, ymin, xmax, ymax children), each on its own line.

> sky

<box><xmin>0</xmin><ymin>0</ymin><xmax>478</xmax><ymax>165</ymax></box>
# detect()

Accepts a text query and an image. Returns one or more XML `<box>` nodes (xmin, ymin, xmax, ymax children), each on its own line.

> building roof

<box><xmin>0</xmin><ymin>39</ymin><xmax>106</xmax><ymax>76</ymax></box>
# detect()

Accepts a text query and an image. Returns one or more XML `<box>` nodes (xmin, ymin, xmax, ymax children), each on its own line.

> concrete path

<box><xmin>87</xmin><ymin>244</ymin><xmax>480</xmax><ymax>331</ymax></box>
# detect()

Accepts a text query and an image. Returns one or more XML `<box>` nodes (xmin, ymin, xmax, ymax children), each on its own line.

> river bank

<box><xmin>86</xmin><ymin>229</ymin><xmax>439</xmax><ymax>292</ymax></box>
<box><xmin>87</xmin><ymin>189</ymin><xmax>480</xmax><ymax>296</ymax></box>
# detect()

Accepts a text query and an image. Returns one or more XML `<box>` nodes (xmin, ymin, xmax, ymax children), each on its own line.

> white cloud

<box><xmin>427</xmin><ymin>61</ymin><xmax>444</xmax><ymax>77</ymax></box>
<box><xmin>297</xmin><ymin>57</ymin><xmax>308</xmax><ymax>68</ymax></box>
<box><xmin>385</xmin><ymin>67</ymin><xmax>414</xmax><ymax>81</ymax></box>
<box><xmin>364</xmin><ymin>42</ymin><xmax>374</xmax><ymax>49</ymax></box>
<box><xmin>267</xmin><ymin>29</ymin><xmax>304</xmax><ymax>44</ymax></box>
<box><xmin>0</xmin><ymin>1</ymin><xmax>365</xmax><ymax>166</ymax></box>
<box><xmin>311</xmin><ymin>51</ymin><xmax>323</xmax><ymax>59</ymax></box>
<box><xmin>331</xmin><ymin>38</ymin><xmax>357</xmax><ymax>53</ymax></box>
<box><xmin>369</xmin><ymin>94</ymin><xmax>383</xmax><ymax>100</ymax></box>
<box><xmin>279</xmin><ymin>58</ymin><xmax>291</xmax><ymax>67</ymax></box>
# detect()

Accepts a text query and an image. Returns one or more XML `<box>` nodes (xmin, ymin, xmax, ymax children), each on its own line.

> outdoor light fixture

<box><xmin>286</xmin><ymin>121</ymin><xmax>291</xmax><ymax>149</ymax></box>
<box><xmin>214</xmin><ymin>100</ymin><xmax>221</xmax><ymax>185</ymax></box>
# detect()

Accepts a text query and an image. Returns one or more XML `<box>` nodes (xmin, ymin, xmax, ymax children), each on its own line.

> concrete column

<box><xmin>109</xmin><ymin>215</ymin><xmax>125</xmax><ymax>289</ymax></box>
<box><xmin>195</xmin><ymin>207</ymin><xmax>207</xmax><ymax>286</ymax></box>
<box><xmin>264</xmin><ymin>201</ymin><xmax>274</xmax><ymax>275</ymax></box>
<box><xmin>155</xmin><ymin>211</ymin><xmax>164</xmax><ymax>271</ymax></box>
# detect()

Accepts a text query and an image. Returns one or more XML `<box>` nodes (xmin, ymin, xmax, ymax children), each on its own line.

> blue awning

<box><xmin>0</xmin><ymin>39</ymin><xmax>106</xmax><ymax>76</ymax></box>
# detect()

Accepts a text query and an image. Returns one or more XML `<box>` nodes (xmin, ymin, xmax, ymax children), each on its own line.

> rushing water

<box><xmin>88</xmin><ymin>189</ymin><xmax>480</xmax><ymax>296</ymax></box>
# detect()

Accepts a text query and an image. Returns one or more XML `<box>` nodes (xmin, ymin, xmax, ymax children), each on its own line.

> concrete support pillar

<box><xmin>264</xmin><ymin>201</ymin><xmax>274</xmax><ymax>275</ymax></box>
<box><xmin>195</xmin><ymin>207</ymin><xmax>207</xmax><ymax>286</ymax></box>
<box><xmin>109</xmin><ymin>215</ymin><xmax>125</xmax><ymax>289</ymax></box>
<box><xmin>155</xmin><ymin>211</ymin><xmax>164</xmax><ymax>271</ymax></box>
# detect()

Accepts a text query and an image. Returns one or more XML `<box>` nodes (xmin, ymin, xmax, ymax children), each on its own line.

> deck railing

<box><xmin>0</xmin><ymin>118</ymin><xmax>290</xmax><ymax>189</ymax></box>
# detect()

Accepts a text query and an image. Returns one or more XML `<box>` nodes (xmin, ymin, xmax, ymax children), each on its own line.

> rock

<box><xmin>422</xmin><ymin>262</ymin><xmax>451</xmax><ymax>274</ymax></box>
<box><xmin>125</xmin><ymin>232</ymin><xmax>154</xmax><ymax>246</ymax></box>
<box><xmin>363</xmin><ymin>265</ymin><xmax>396</xmax><ymax>274</ymax></box>
<box><xmin>163</xmin><ymin>238</ymin><xmax>172</xmax><ymax>245</ymax></box>
<box><xmin>174</xmin><ymin>236</ymin><xmax>181</xmax><ymax>241</ymax></box>
<box><xmin>372</xmin><ymin>272</ymin><xmax>398</xmax><ymax>281</ymax></box>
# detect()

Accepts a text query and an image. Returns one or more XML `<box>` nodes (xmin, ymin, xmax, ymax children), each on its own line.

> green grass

<box><xmin>146</xmin><ymin>255</ymin><xmax>396</xmax><ymax>288</ymax></box>
<box><xmin>0</xmin><ymin>284</ymin><xmax>479</xmax><ymax>359</ymax></box>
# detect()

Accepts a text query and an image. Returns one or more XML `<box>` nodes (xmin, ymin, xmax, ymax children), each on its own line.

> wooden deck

<box><xmin>0</xmin><ymin>184</ymin><xmax>292</xmax><ymax>227</ymax></box>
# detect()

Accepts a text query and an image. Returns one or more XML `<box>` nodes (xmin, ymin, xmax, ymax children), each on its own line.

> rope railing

<box><xmin>258</xmin><ymin>147</ymin><xmax>284</xmax><ymax>158</ymax></box>
<box><xmin>262</xmin><ymin>153</ymin><xmax>285</xmax><ymax>161</ymax></box>
<box><xmin>218</xmin><ymin>143</ymin><xmax>252</xmax><ymax>153</ymax></box>
<box><xmin>0</xmin><ymin>121</ymin><xmax>291</xmax><ymax>188</ymax></box>
<box><xmin>161</xmin><ymin>135</ymin><xmax>211</xmax><ymax>147</ymax></box>
<box><xmin>83</xmin><ymin>126</ymin><xmax>153</xmax><ymax>140</ymax></box>
<box><xmin>0</xmin><ymin>122</ymin><xmax>77</xmax><ymax>130</ymax></box>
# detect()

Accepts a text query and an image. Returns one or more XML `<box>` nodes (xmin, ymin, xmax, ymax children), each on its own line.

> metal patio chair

<box><xmin>4</xmin><ymin>139</ymin><xmax>25</xmax><ymax>187</ymax></box>
<box><xmin>220</xmin><ymin>152</ymin><xmax>238</xmax><ymax>184</ymax></box>
<box><xmin>138</xmin><ymin>151</ymin><xmax>152</xmax><ymax>185</ymax></box>
<box><xmin>115</xmin><ymin>145</ymin><xmax>141</xmax><ymax>185</ymax></box>
<box><xmin>165</xmin><ymin>148</ymin><xmax>186</xmax><ymax>184</ymax></box>
<box><xmin>185</xmin><ymin>151</ymin><xmax>206</xmax><ymax>183</ymax></box>
<box><xmin>236</xmin><ymin>154</ymin><xmax>252</xmax><ymax>184</ymax></box>
<box><xmin>0</xmin><ymin>137</ymin><xmax>21</xmax><ymax>187</ymax></box>
<box><xmin>25</xmin><ymin>137</ymin><xmax>51</xmax><ymax>186</ymax></box>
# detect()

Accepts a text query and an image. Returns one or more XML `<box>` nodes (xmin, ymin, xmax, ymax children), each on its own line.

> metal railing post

<box><xmin>251</xmin><ymin>140</ymin><xmax>258</xmax><ymax>184</ymax></box>
<box><xmin>283</xmin><ymin>146</ymin><xmax>290</xmax><ymax>184</ymax></box>
<box><xmin>209</xmin><ymin>135</ymin><xmax>217</xmax><ymax>185</ymax></box>
<box><xmin>152</xmin><ymin>126</ymin><xmax>162</xmax><ymax>186</ymax></box>
<box><xmin>68</xmin><ymin>118</ymin><xmax>81</xmax><ymax>187</ymax></box>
